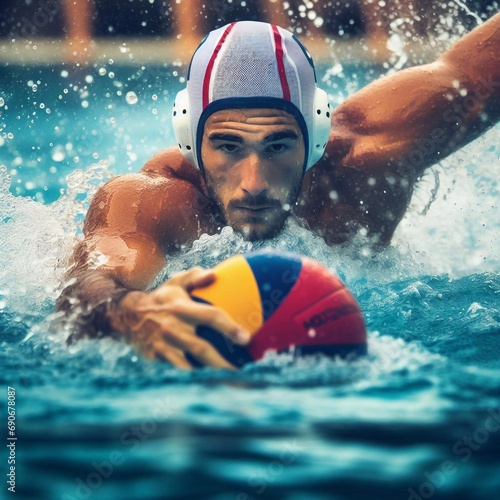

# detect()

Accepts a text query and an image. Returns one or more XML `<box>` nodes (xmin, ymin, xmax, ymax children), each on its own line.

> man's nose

<box><xmin>240</xmin><ymin>154</ymin><xmax>269</xmax><ymax>197</ymax></box>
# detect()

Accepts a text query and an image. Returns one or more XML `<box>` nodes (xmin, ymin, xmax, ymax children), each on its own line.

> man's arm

<box><xmin>56</xmin><ymin>166</ymin><xmax>249</xmax><ymax>369</ymax></box>
<box><xmin>333</xmin><ymin>12</ymin><xmax>500</xmax><ymax>176</ymax></box>
<box><xmin>325</xmin><ymin>13</ymin><xmax>500</xmax><ymax>242</ymax></box>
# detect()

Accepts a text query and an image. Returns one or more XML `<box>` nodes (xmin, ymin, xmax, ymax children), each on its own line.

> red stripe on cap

<box><xmin>272</xmin><ymin>25</ymin><xmax>291</xmax><ymax>101</ymax></box>
<box><xmin>202</xmin><ymin>22</ymin><xmax>236</xmax><ymax>109</ymax></box>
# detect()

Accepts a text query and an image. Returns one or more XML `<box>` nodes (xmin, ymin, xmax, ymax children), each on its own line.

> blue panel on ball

<box><xmin>244</xmin><ymin>251</ymin><xmax>302</xmax><ymax>321</ymax></box>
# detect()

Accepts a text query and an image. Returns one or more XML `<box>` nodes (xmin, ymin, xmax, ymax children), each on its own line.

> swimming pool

<box><xmin>1</xmin><ymin>59</ymin><xmax>499</xmax><ymax>500</ymax></box>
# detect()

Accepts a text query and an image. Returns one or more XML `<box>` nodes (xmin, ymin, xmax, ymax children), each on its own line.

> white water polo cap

<box><xmin>172</xmin><ymin>21</ymin><xmax>331</xmax><ymax>173</ymax></box>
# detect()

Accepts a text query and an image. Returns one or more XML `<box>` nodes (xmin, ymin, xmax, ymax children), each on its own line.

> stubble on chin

<box><xmin>205</xmin><ymin>187</ymin><xmax>285</xmax><ymax>240</ymax></box>
<box><xmin>236</xmin><ymin>215</ymin><xmax>287</xmax><ymax>241</ymax></box>
<box><xmin>204</xmin><ymin>176</ymin><xmax>302</xmax><ymax>241</ymax></box>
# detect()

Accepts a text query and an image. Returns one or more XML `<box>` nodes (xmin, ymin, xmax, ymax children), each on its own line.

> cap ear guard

<box><xmin>307</xmin><ymin>87</ymin><xmax>331</xmax><ymax>170</ymax></box>
<box><xmin>172</xmin><ymin>89</ymin><xmax>198</xmax><ymax>168</ymax></box>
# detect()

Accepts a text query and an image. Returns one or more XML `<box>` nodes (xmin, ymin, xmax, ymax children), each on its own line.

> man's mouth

<box><xmin>235</xmin><ymin>205</ymin><xmax>274</xmax><ymax>212</ymax></box>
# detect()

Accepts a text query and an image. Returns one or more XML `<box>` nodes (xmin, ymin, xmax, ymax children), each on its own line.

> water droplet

<box><xmin>126</xmin><ymin>91</ymin><xmax>138</xmax><ymax>105</ymax></box>
<box><xmin>313</xmin><ymin>16</ymin><xmax>324</xmax><ymax>28</ymax></box>
<box><xmin>51</xmin><ymin>146</ymin><xmax>66</xmax><ymax>162</ymax></box>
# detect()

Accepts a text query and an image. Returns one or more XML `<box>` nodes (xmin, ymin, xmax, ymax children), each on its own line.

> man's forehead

<box><xmin>205</xmin><ymin>108</ymin><xmax>301</xmax><ymax>129</ymax></box>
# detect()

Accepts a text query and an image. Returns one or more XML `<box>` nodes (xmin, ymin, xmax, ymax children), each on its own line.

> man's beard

<box><xmin>205</xmin><ymin>178</ymin><xmax>302</xmax><ymax>241</ymax></box>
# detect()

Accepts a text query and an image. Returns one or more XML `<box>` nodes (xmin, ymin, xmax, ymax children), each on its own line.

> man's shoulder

<box><xmin>87</xmin><ymin>148</ymin><xmax>215</xmax><ymax>249</ymax></box>
<box><xmin>141</xmin><ymin>147</ymin><xmax>204</xmax><ymax>185</ymax></box>
<box><xmin>98</xmin><ymin>148</ymin><xmax>206</xmax><ymax>199</ymax></box>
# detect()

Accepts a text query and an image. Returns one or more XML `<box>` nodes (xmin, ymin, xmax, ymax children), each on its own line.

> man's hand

<box><xmin>108</xmin><ymin>267</ymin><xmax>251</xmax><ymax>370</ymax></box>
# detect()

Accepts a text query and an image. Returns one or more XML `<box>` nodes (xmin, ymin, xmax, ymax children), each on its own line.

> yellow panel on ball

<box><xmin>191</xmin><ymin>254</ymin><xmax>264</xmax><ymax>333</ymax></box>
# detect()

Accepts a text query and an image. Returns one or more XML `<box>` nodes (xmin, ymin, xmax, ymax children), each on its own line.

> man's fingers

<box><xmin>135</xmin><ymin>317</ymin><xmax>239</xmax><ymax>370</ymax></box>
<box><xmin>167</xmin><ymin>267</ymin><xmax>216</xmax><ymax>292</ymax></box>
<box><xmin>154</xmin><ymin>272</ymin><xmax>252</xmax><ymax>345</ymax></box>
<box><xmin>171</xmin><ymin>300</ymin><xmax>251</xmax><ymax>345</ymax></box>
<box><xmin>151</xmin><ymin>341</ymin><xmax>193</xmax><ymax>370</ymax></box>
<box><xmin>125</xmin><ymin>267</ymin><xmax>249</xmax><ymax>370</ymax></box>
<box><xmin>161</xmin><ymin>328</ymin><xmax>238</xmax><ymax>370</ymax></box>
<box><xmin>129</xmin><ymin>328</ymin><xmax>194</xmax><ymax>369</ymax></box>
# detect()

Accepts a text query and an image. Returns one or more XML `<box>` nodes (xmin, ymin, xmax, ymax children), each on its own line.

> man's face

<box><xmin>201</xmin><ymin>108</ymin><xmax>305</xmax><ymax>241</ymax></box>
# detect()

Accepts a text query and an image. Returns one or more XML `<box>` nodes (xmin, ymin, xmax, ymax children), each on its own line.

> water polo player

<box><xmin>57</xmin><ymin>17</ymin><xmax>500</xmax><ymax>368</ymax></box>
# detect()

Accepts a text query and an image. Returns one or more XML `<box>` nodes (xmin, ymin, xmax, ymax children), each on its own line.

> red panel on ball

<box><xmin>248</xmin><ymin>257</ymin><xmax>351</xmax><ymax>359</ymax></box>
<box><xmin>294</xmin><ymin>288</ymin><xmax>366</xmax><ymax>346</ymax></box>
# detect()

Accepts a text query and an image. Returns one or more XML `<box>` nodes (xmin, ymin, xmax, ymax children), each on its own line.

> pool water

<box><xmin>1</xmin><ymin>60</ymin><xmax>499</xmax><ymax>500</ymax></box>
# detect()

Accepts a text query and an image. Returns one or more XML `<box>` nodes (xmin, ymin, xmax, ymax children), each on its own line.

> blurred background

<box><xmin>1</xmin><ymin>0</ymin><xmax>499</xmax><ymax>65</ymax></box>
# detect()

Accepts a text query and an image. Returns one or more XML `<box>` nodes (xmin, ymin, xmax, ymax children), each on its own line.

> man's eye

<box><xmin>267</xmin><ymin>143</ymin><xmax>288</xmax><ymax>154</ymax></box>
<box><xmin>218</xmin><ymin>144</ymin><xmax>239</xmax><ymax>153</ymax></box>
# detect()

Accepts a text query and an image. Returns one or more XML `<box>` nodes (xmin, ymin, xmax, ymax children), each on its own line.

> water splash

<box><xmin>453</xmin><ymin>0</ymin><xmax>484</xmax><ymax>26</ymax></box>
<box><xmin>0</xmin><ymin>162</ymin><xmax>113</xmax><ymax>325</ymax></box>
<box><xmin>395</xmin><ymin>125</ymin><xmax>499</xmax><ymax>276</ymax></box>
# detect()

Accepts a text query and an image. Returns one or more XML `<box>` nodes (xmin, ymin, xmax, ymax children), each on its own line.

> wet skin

<box><xmin>58</xmin><ymin>14</ymin><xmax>500</xmax><ymax>368</ymax></box>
